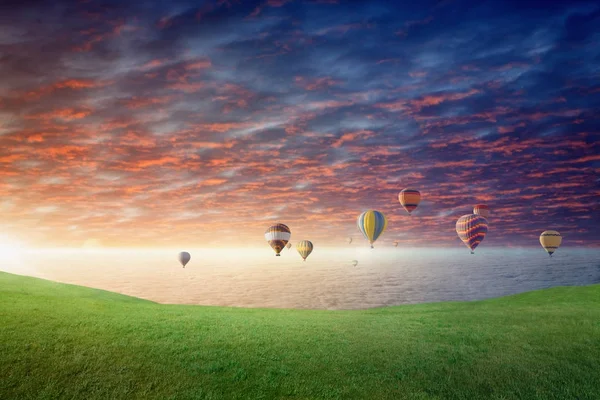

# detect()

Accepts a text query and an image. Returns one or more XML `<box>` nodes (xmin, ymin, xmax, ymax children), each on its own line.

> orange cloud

<box><xmin>295</xmin><ymin>76</ymin><xmax>342</xmax><ymax>91</ymax></box>
<box><xmin>27</xmin><ymin>134</ymin><xmax>45</xmax><ymax>143</ymax></box>
<box><xmin>184</xmin><ymin>59</ymin><xmax>212</xmax><ymax>70</ymax></box>
<box><xmin>137</xmin><ymin>156</ymin><xmax>180</xmax><ymax>168</ymax></box>
<box><xmin>195</xmin><ymin>122</ymin><xmax>253</xmax><ymax>133</ymax></box>
<box><xmin>331</xmin><ymin>130</ymin><xmax>375</xmax><ymax>148</ymax></box>
<box><xmin>200</xmin><ymin>179</ymin><xmax>228</xmax><ymax>186</ymax></box>
<box><xmin>124</xmin><ymin>95</ymin><xmax>177</xmax><ymax>109</ymax></box>
<box><xmin>411</xmin><ymin>89</ymin><xmax>480</xmax><ymax>108</ymax></box>
<box><xmin>27</xmin><ymin>108</ymin><xmax>92</xmax><ymax>121</ymax></box>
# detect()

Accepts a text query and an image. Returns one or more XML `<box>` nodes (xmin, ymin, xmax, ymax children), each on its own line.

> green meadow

<box><xmin>1</xmin><ymin>271</ymin><xmax>599</xmax><ymax>399</ymax></box>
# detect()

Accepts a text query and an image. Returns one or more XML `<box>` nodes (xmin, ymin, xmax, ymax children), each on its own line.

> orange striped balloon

<box><xmin>540</xmin><ymin>230</ymin><xmax>561</xmax><ymax>257</ymax></box>
<box><xmin>265</xmin><ymin>223</ymin><xmax>291</xmax><ymax>256</ymax></box>
<box><xmin>456</xmin><ymin>214</ymin><xmax>488</xmax><ymax>254</ymax></box>
<box><xmin>398</xmin><ymin>189</ymin><xmax>421</xmax><ymax>215</ymax></box>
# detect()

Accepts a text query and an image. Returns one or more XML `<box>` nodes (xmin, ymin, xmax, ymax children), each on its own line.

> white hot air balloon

<box><xmin>178</xmin><ymin>252</ymin><xmax>191</xmax><ymax>268</ymax></box>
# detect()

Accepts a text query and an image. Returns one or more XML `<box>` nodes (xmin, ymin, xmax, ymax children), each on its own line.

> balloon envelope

<box><xmin>296</xmin><ymin>240</ymin><xmax>313</xmax><ymax>261</ymax></box>
<box><xmin>351</xmin><ymin>260</ymin><xmax>358</xmax><ymax>267</ymax></box>
<box><xmin>286</xmin><ymin>242</ymin><xmax>292</xmax><ymax>249</ymax></box>
<box><xmin>393</xmin><ymin>241</ymin><xmax>399</xmax><ymax>247</ymax></box>
<box><xmin>456</xmin><ymin>214</ymin><xmax>488</xmax><ymax>253</ymax></box>
<box><xmin>398</xmin><ymin>189</ymin><xmax>421</xmax><ymax>215</ymax></box>
<box><xmin>473</xmin><ymin>204</ymin><xmax>490</xmax><ymax>218</ymax></box>
<box><xmin>357</xmin><ymin>210</ymin><xmax>387</xmax><ymax>248</ymax></box>
<box><xmin>540</xmin><ymin>230</ymin><xmax>562</xmax><ymax>257</ymax></box>
<box><xmin>178</xmin><ymin>252</ymin><xmax>191</xmax><ymax>267</ymax></box>
<box><xmin>265</xmin><ymin>223</ymin><xmax>291</xmax><ymax>256</ymax></box>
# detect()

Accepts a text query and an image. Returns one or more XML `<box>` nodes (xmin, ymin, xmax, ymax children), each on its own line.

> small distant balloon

<box><xmin>286</xmin><ymin>242</ymin><xmax>292</xmax><ymax>250</ymax></box>
<box><xmin>393</xmin><ymin>241</ymin><xmax>399</xmax><ymax>247</ymax></box>
<box><xmin>351</xmin><ymin>260</ymin><xmax>358</xmax><ymax>267</ymax></box>
<box><xmin>540</xmin><ymin>230</ymin><xmax>562</xmax><ymax>257</ymax></box>
<box><xmin>347</xmin><ymin>237</ymin><xmax>353</xmax><ymax>244</ymax></box>
<box><xmin>398</xmin><ymin>189</ymin><xmax>421</xmax><ymax>215</ymax></box>
<box><xmin>357</xmin><ymin>210</ymin><xmax>387</xmax><ymax>248</ymax></box>
<box><xmin>265</xmin><ymin>223</ymin><xmax>291</xmax><ymax>256</ymax></box>
<box><xmin>456</xmin><ymin>214</ymin><xmax>488</xmax><ymax>254</ymax></box>
<box><xmin>178</xmin><ymin>252</ymin><xmax>191</xmax><ymax>268</ymax></box>
<box><xmin>296</xmin><ymin>240</ymin><xmax>313</xmax><ymax>261</ymax></box>
<box><xmin>473</xmin><ymin>204</ymin><xmax>490</xmax><ymax>219</ymax></box>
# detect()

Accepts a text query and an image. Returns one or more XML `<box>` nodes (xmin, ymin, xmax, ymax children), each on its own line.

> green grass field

<box><xmin>1</xmin><ymin>271</ymin><xmax>599</xmax><ymax>400</ymax></box>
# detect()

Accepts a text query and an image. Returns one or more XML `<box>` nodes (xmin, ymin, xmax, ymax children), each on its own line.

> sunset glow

<box><xmin>0</xmin><ymin>0</ymin><xmax>598</xmax><ymax>249</ymax></box>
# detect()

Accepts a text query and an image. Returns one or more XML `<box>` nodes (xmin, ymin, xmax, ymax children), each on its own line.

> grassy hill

<box><xmin>1</xmin><ymin>271</ymin><xmax>599</xmax><ymax>400</ymax></box>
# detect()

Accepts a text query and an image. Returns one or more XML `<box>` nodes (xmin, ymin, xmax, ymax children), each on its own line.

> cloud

<box><xmin>0</xmin><ymin>0</ymin><xmax>598</xmax><ymax>247</ymax></box>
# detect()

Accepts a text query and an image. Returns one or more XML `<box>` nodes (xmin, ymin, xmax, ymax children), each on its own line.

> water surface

<box><xmin>2</xmin><ymin>247</ymin><xmax>599</xmax><ymax>309</ymax></box>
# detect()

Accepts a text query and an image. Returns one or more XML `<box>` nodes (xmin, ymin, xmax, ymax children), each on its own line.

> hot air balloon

<box><xmin>393</xmin><ymin>241</ymin><xmax>399</xmax><ymax>247</ymax></box>
<box><xmin>296</xmin><ymin>240</ymin><xmax>313</xmax><ymax>261</ymax></box>
<box><xmin>286</xmin><ymin>242</ymin><xmax>292</xmax><ymax>250</ymax></box>
<box><xmin>357</xmin><ymin>210</ymin><xmax>387</xmax><ymax>248</ymax></box>
<box><xmin>351</xmin><ymin>260</ymin><xmax>358</xmax><ymax>267</ymax></box>
<box><xmin>456</xmin><ymin>214</ymin><xmax>488</xmax><ymax>254</ymax></box>
<box><xmin>265</xmin><ymin>223</ymin><xmax>291</xmax><ymax>256</ymax></box>
<box><xmin>540</xmin><ymin>230</ymin><xmax>561</xmax><ymax>257</ymax></box>
<box><xmin>398</xmin><ymin>189</ymin><xmax>421</xmax><ymax>215</ymax></box>
<box><xmin>347</xmin><ymin>237</ymin><xmax>353</xmax><ymax>244</ymax></box>
<box><xmin>473</xmin><ymin>204</ymin><xmax>490</xmax><ymax>219</ymax></box>
<box><xmin>178</xmin><ymin>252</ymin><xmax>191</xmax><ymax>268</ymax></box>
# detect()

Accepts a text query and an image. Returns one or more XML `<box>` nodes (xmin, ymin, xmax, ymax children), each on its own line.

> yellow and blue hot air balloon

<box><xmin>540</xmin><ymin>230</ymin><xmax>562</xmax><ymax>257</ymax></box>
<box><xmin>357</xmin><ymin>210</ymin><xmax>387</xmax><ymax>248</ymax></box>
<box><xmin>296</xmin><ymin>240</ymin><xmax>313</xmax><ymax>261</ymax></box>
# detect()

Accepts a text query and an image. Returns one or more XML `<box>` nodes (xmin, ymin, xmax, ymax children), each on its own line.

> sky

<box><xmin>0</xmin><ymin>0</ymin><xmax>599</xmax><ymax>249</ymax></box>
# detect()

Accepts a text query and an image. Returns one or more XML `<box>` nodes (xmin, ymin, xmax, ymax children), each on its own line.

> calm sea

<box><xmin>2</xmin><ymin>247</ymin><xmax>599</xmax><ymax>310</ymax></box>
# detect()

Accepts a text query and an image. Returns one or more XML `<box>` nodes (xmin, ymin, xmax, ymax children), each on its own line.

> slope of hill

<box><xmin>1</xmin><ymin>271</ymin><xmax>599</xmax><ymax>399</ymax></box>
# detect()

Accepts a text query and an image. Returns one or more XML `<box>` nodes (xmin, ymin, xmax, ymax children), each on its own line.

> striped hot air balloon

<box><xmin>398</xmin><ymin>189</ymin><xmax>421</xmax><ymax>215</ymax></box>
<box><xmin>540</xmin><ymin>230</ymin><xmax>561</xmax><ymax>257</ymax></box>
<box><xmin>265</xmin><ymin>223</ymin><xmax>291</xmax><ymax>256</ymax></box>
<box><xmin>357</xmin><ymin>210</ymin><xmax>387</xmax><ymax>249</ymax></box>
<box><xmin>473</xmin><ymin>204</ymin><xmax>490</xmax><ymax>219</ymax></box>
<box><xmin>296</xmin><ymin>240</ymin><xmax>313</xmax><ymax>261</ymax></box>
<box><xmin>456</xmin><ymin>214</ymin><xmax>488</xmax><ymax>254</ymax></box>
